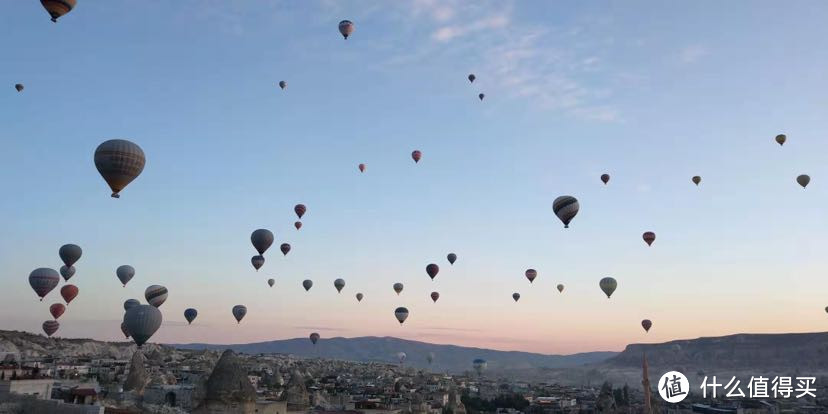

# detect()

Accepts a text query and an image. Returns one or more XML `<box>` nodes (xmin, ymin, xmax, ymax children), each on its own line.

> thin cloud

<box><xmin>678</xmin><ymin>45</ymin><xmax>708</xmax><ymax>64</ymax></box>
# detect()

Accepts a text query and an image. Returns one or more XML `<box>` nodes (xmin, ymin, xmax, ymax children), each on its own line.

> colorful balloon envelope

<box><xmin>50</xmin><ymin>303</ymin><xmax>66</xmax><ymax>319</ymax></box>
<box><xmin>43</xmin><ymin>320</ymin><xmax>60</xmax><ymax>337</ymax></box>
<box><xmin>411</xmin><ymin>150</ymin><xmax>422</xmax><ymax>163</ymax></box>
<box><xmin>61</xmin><ymin>284</ymin><xmax>79</xmax><ymax>305</ymax></box>
<box><xmin>525</xmin><ymin>269</ymin><xmax>537</xmax><ymax>283</ymax></box>
<box><xmin>232</xmin><ymin>305</ymin><xmax>247</xmax><ymax>323</ymax></box>
<box><xmin>94</xmin><ymin>139</ymin><xmax>145</xmax><ymax>198</ymax></box>
<box><xmin>145</xmin><ymin>285</ymin><xmax>168</xmax><ymax>308</ymax></box>
<box><xmin>280</xmin><ymin>243</ymin><xmax>291</xmax><ymax>256</ymax></box>
<box><xmin>294</xmin><ymin>221</ymin><xmax>302</xmax><ymax>230</ymax></box>
<box><xmin>775</xmin><ymin>134</ymin><xmax>786</xmax><ymax>146</ymax></box>
<box><xmin>184</xmin><ymin>308</ymin><xmax>198</xmax><ymax>325</ymax></box>
<box><xmin>426</xmin><ymin>264</ymin><xmax>439</xmax><ymax>280</ymax></box>
<box><xmin>692</xmin><ymin>176</ymin><xmax>701</xmax><ymax>186</ymax></box>
<box><xmin>338</xmin><ymin>20</ymin><xmax>354</xmax><ymax>39</ymax></box>
<box><xmin>250</xmin><ymin>229</ymin><xmax>274</xmax><ymax>255</ymax></box>
<box><xmin>358</xmin><ymin>163</ymin><xmax>365</xmax><ymax>173</ymax></box>
<box><xmin>643</xmin><ymin>231</ymin><xmax>656</xmax><ymax>246</ymax></box>
<box><xmin>41</xmin><ymin>0</ymin><xmax>76</xmax><ymax>22</ymax></box>
<box><xmin>641</xmin><ymin>319</ymin><xmax>652</xmax><ymax>333</ymax></box>
<box><xmin>394</xmin><ymin>307</ymin><xmax>409</xmax><ymax>324</ymax></box>
<box><xmin>294</xmin><ymin>204</ymin><xmax>306</xmax><ymax>219</ymax></box>
<box><xmin>29</xmin><ymin>268</ymin><xmax>60</xmax><ymax>301</ymax></box>
<box><xmin>430</xmin><ymin>292</ymin><xmax>440</xmax><ymax>303</ymax></box>
<box><xmin>552</xmin><ymin>196</ymin><xmax>579</xmax><ymax>228</ymax></box>
<box><xmin>601</xmin><ymin>174</ymin><xmax>610</xmax><ymax>185</ymax></box>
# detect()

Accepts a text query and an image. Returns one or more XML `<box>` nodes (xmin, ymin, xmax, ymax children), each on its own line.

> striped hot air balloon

<box><xmin>29</xmin><ymin>268</ymin><xmax>60</xmax><ymax>301</ymax></box>
<box><xmin>552</xmin><ymin>196</ymin><xmax>579</xmax><ymax>228</ymax></box>
<box><xmin>394</xmin><ymin>307</ymin><xmax>409</xmax><ymax>325</ymax></box>
<box><xmin>42</xmin><ymin>320</ymin><xmax>59</xmax><ymax>337</ymax></box>
<box><xmin>124</xmin><ymin>304</ymin><xmax>162</xmax><ymax>347</ymax></box>
<box><xmin>232</xmin><ymin>305</ymin><xmax>247</xmax><ymax>323</ymax></box>
<box><xmin>144</xmin><ymin>285</ymin><xmax>168</xmax><ymax>308</ymax></box>
<box><xmin>338</xmin><ymin>20</ymin><xmax>354</xmax><ymax>39</ymax></box>
<box><xmin>40</xmin><ymin>0</ymin><xmax>76</xmax><ymax>22</ymax></box>
<box><xmin>94</xmin><ymin>139</ymin><xmax>145</xmax><ymax>198</ymax></box>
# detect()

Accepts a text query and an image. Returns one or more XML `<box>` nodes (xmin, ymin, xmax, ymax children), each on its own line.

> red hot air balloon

<box><xmin>294</xmin><ymin>221</ymin><xmax>302</xmax><ymax>230</ymax></box>
<box><xmin>641</xmin><ymin>319</ymin><xmax>652</xmax><ymax>333</ymax></box>
<box><xmin>411</xmin><ymin>150</ymin><xmax>422</xmax><ymax>163</ymax></box>
<box><xmin>426</xmin><ymin>264</ymin><xmax>439</xmax><ymax>280</ymax></box>
<box><xmin>643</xmin><ymin>231</ymin><xmax>656</xmax><ymax>246</ymax></box>
<box><xmin>601</xmin><ymin>174</ymin><xmax>610</xmax><ymax>185</ymax></box>
<box><xmin>280</xmin><ymin>243</ymin><xmax>291</xmax><ymax>256</ymax></box>
<box><xmin>525</xmin><ymin>269</ymin><xmax>537</xmax><ymax>283</ymax></box>
<box><xmin>431</xmin><ymin>292</ymin><xmax>440</xmax><ymax>303</ymax></box>
<box><xmin>339</xmin><ymin>20</ymin><xmax>354</xmax><ymax>39</ymax></box>
<box><xmin>61</xmin><ymin>285</ymin><xmax>79</xmax><ymax>305</ymax></box>
<box><xmin>294</xmin><ymin>204</ymin><xmax>306</xmax><ymax>219</ymax></box>
<box><xmin>43</xmin><ymin>320</ymin><xmax>59</xmax><ymax>337</ymax></box>
<box><xmin>358</xmin><ymin>163</ymin><xmax>365</xmax><ymax>173</ymax></box>
<box><xmin>50</xmin><ymin>303</ymin><xmax>65</xmax><ymax>319</ymax></box>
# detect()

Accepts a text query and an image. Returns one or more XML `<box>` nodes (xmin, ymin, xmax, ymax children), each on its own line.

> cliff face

<box><xmin>606</xmin><ymin>332</ymin><xmax>828</xmax><ymax>371</ymax></box>
<box><xmin>0</xmin><ymin>329</ymin><xmax>172</xmax><ymax>360</ymax></box>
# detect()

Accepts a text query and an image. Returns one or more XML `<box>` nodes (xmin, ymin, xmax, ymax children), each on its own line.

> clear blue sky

<box><xmin>1</xmin><ymin>1</ymin><xmax>827</xmax><ymax>354</ymax></box>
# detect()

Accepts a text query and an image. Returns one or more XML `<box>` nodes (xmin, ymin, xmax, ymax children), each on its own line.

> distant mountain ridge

<box><xmin>174</xmin><ymin>336</ymin><xmax>617</xmax><ymax>373</ymax></box>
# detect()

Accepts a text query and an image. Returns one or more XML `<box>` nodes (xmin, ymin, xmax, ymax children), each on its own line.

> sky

<box><xmin>1</xmin><ymin>0</ymin><xmax>828</xmax><ymax>355</ymax></box>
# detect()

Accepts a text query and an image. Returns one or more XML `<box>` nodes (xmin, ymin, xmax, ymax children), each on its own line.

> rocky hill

<box><xmin>0</xmin><ymin>329</ymin><xmax>170</xmax><ymax>360</ymax></box>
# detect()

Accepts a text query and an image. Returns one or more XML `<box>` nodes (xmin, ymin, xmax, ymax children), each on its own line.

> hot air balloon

<box><xmin>641</xmin><ymin>319</ymin><xmax>652</xmax><ymax>333</ymax></box>
<box><xmin>232</xmin><ymin>305</ymin><xmax>247</xmax><ymax>323</ymax></box>
<box><xmin>42</xmin><ymin>320</ymin><xmax>59</xmax><ymax>337</ymax></box>
<box><xmin>184</xmin><ymin>308</ymin><xmax>198</xmax><ymax>325</ymax></box>
<box><xmin>394</xmin><ymin>307</ymin><xmax>409</xmax><ymax>325</ymax></box>
<box><xmin>825</xmin><ymin>306</ymin><xmax>828</xmax><ymax>314</ymax></box>
<box><xmin>468</xmin><ymin>74</ymin><xmax>476</xmax><ymax>83</ymax></box>
<box><xmin>294</xmin><ymin>221</ymin><xmax>302</xmax><ymax>230</ymax></box>
<box><xmin>280</xmin><ymin>243</ymin><xmax>291</xmax><ymax>256</ymax></box>
<box><xmin>430</xmin><ymin>292</ymin><xmax>440</xmax><ymax>303</ymax></box>
<box><xmin>397</xmin><ymin>352</ymin><xmax>407</xmax><ymax>363</ymax></box>
<box><xmin>41</xmin><ymin>0</ymin><xmax>76</xmax><ymax>22</ymax></box>
<box><xmin>599</xmin><ymin>277</ymin><xmax>617</xmax><ymax>299</ymax></box>
<box><xmin>356</xmin><ymin>293</ymin><xmax>364</xmax><ymax>302</ymax></box>
<box><xmin>557</xmin><ymin>284</ymin><xmax>564</xmax><ymax>293</ymax></box>
<box><xmin>797</xmin><ymin>174</ymin><xmax>810</xmax><ymax>189</ymax></box>
<box><xmin>601</xmin><ymin>174</ymin><xmax>610</xmax><ymax>185</ymax></box>
<box><xmin>478</xmin><ymin>93</ymin><xmax>485</xmax><ymax>101</ymax></box>
<box><xmin>303</xmin><ymin>279</ymin><xmax>313</xmax><ymax>291</ymax></box>
<box><xmin>60</xmin><ymin>285</ymin><xmax>78</xmax><ymax>305</ymax></box>
<box><xmin>268</xmin><ymin>278</ymin><xmax>275</xmax><ymax>288</ymax></box>
<box><xmin>123</xmin><ymin>299</ymin><xmax>140</xmax><ymax>311</ymax></box>
<box><xmin>338</xmin><ymin>20</ymin><xmax>354</xmax><ymax>39</ymax></box>
<box><xmin>59</xmin><ymin>244</ymin><xmax>82</xmax><ymax>268</ymax></box>
<box><xmin>553</xmin><ymin>196</ymin><xmax>579</xmax><ymax>228</ymax></box>
<box><xmin>279</xmin><ymin>81</ymin><xmax>287</xmax><ymax>90</ymax></box>
<box><xmin>120</xmin><ymin>321</ymin><xmax>130</xmax><ymax>339</ymax></box>
<box><xmin>393</xmin><ymin>283</ymin><xmax>404</xmax><ymax>295</ymax></box>
<box><xmin>116</xmin><ymin>265</ymin><xmax>135</xmax><ymax>287</ymax></box>
<box><xmin>775</xmin><ymin>134</ymin><xmax>786</xmax><ymax>146</ymax></box>
<box><xmin>447</xmin><ymin>253</ymin><xmax>457</xmax><ymax>265</ymax></box>
<box><xmin>124</xmin><ymin>304</ymin><xmax>162</xmax><ymax>347</ymax></box>
<box><xmin>15</xmin><ymin>84</ymin><xmax>24</xmax><ymax>92</ymax></box>
<box><xmin>411</xmin><ymin>150</ymin><xmax>422</xmax><ymax>163</ymax></box>
<box><xmin>473</xmin><ymin>358</ymin><xmax>487</xmax><ymax>375</ymax></box>
<box><xmin>50</xmin><ymin>303</ymin><xmax>65</xmax><ymax>319</ymax></box>
<box><xmin>29</xmin><ymin>268</ymin><xmax>59</xmax><ymax>301</ymax></box>
<box><xmin>692</xmin><ymin>176</ymin><xmax>701</xmax><ymax>186</ymax></box>
<box><xmin>426</xmin><ymin>264</ymin><xmax>439</xmax><ymax>280</ymax></box>
<box><xmin>334</xmin><ymin>278</ymin><xmax>345</xmax><ymax>293</ymax></box>
<box><xmin>294</xmin><ymin>204</ymin><xmax>306</xmax><ymax>219</ymax></box>
<box><xmin>94</xmin><ymin>139</ymin><xmax>145</xmax><ymax>198</ymax></box>
<box><xmin>358</xmin><ymin>163</ymin><xmax>365</xmax><ymax>173</ymax></box>
<box><xmin>251</xmin><ymin>229</ymin><xmax>274</xmax><ymax>255</ymax></box>
<box><xmin>525</xmin><ymin>269</ymin><xmax>537</xmax><ymax>283</ymax></box>
<box><xmin>60</xmin><ymin>265</ymin><xmax>75</xmax><ymax>281</ymax></box>
<box><xmin>427</xmin><ymin>352</ymin><xmax>435</xmax><ymax>364</ymax></box>
<box><xmin>310</xmin><ymin>332</ymin><xmax>320</xmax><ymax>345</ymax></box>
<box><xmin>512</xmin><ymin>293</ymin><xmax>520</xmax><ymax>302</ymax></box>
<box><xmin>252</xmin><ymin>255</ymin><xmax>265</xmax><ymax>271</ymax></box>
<box><xmin>145</xmin><ymin>285</ymin><xmax>168</xmax><ymax>308</ymax></box>
<box><xmin>643</xmin><ymin>231</ymin><xmax>656</xmax><ymax>246</ymax></box>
